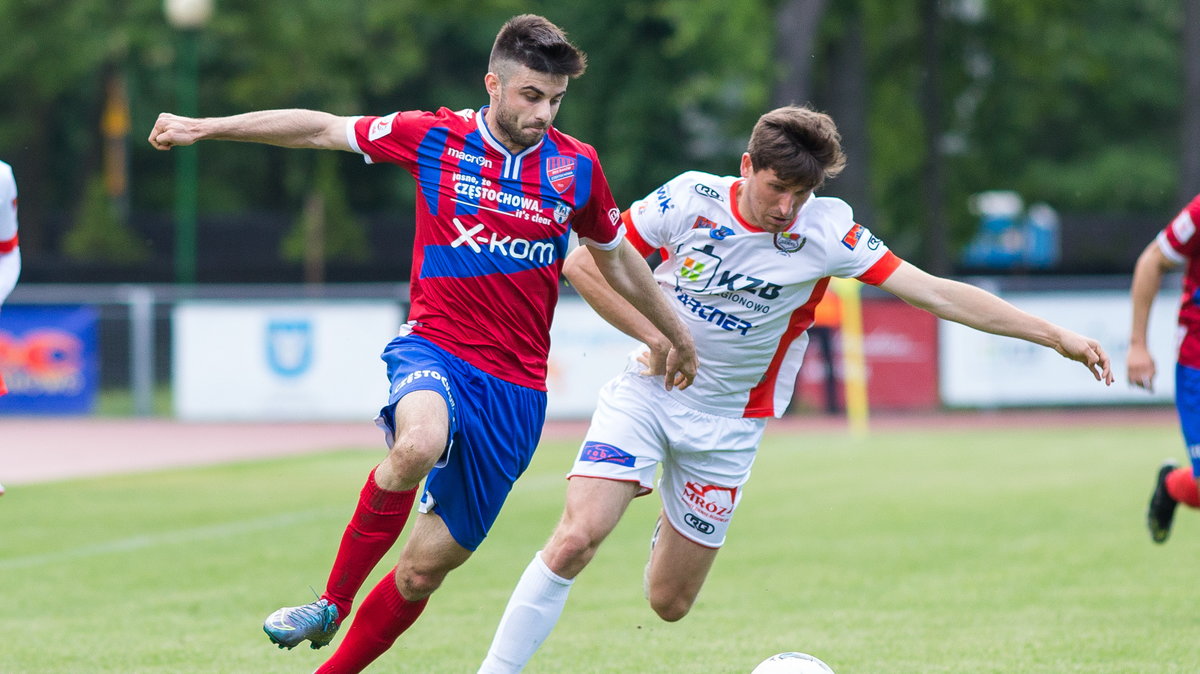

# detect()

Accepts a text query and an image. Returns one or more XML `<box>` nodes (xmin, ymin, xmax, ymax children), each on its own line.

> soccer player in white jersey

<box><xmin>0</xmin><ymin>159</ymin><xmax>19</xmax><ymax>495</ymax></box>
<box><xmin>477</xmin><ymin>106</ymin><xmax>1114</xmax><ymax>673</ymax></box>
<box><xmin>0</xmin><ymin>160</ymin><xmax>18</xmax><ymax>325</ymax></box>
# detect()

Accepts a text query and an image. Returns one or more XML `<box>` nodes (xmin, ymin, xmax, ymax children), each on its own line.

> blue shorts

<box><xmin>1176</xmin><ymin>363</ymin><xmax>1200</xmax><ymax>476</ymax></box>
<box><xmin>375</xmin><ymin>334</ymin><xmax>546</xmax><ymax>551</ymax></box>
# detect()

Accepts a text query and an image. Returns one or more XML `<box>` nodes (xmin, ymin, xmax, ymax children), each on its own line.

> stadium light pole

<box><xmin>164</xmin><ymin>0</ymin><xmax>212</xmax><ymax>285</ymax></box>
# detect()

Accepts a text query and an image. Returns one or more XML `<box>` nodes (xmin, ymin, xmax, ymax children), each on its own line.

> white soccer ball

<box><xmin>750</xmin><ymin>652</ymin><xmax>835</xmax><ymax>674</ymax></box>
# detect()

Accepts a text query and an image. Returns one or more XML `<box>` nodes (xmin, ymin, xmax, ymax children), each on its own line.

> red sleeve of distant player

<box><xmin>0</xmin><ymin>234</ymin><xmax>17</xmax><ymax>253</ymax></box>
<box><xmin>1166</xmin><ymin>194</ymin><xmax>1200</xmax><ymax>257</ymax></box>
<box><xmin>1187</xmin><ymin>193</ymin><xmax>1200</xmax><ymax>222</ymax></box>
<box><xmin>857</xmin><ymin>251</ymin><xmax>903</xmax><ymax>286</ymax></box>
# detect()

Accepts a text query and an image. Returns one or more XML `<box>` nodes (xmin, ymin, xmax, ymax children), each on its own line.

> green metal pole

<box><xmin>175</xmin><ymin>29</ymin><xmax>198</xmax><ymax>285</ymax></box>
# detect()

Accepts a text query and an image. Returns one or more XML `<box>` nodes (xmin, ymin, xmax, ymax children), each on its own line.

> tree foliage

<box><xmin>0</xmin><ymin>0</ymin><xmax>1192</xmax><ymax>274</ymax></box>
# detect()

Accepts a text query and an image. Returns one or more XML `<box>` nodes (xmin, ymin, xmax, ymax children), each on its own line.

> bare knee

<box><xmin>542</xmin><ymin>526</ymin><xmax>604</xmax><ymax>579</ymax></box>
<box><xmin>393</xmin><ymin>562</ymin><xmax>447</xmax><ymax>601</ymax></box>
<box><xmin>648</xmin><ymin>589</ymin><xmax>694</xmax><ymax>623</ymax></box>
<box><xmin>382</xmin><ymin>428</ymin><xmax>444</xmax><ymax>489</ymax></box>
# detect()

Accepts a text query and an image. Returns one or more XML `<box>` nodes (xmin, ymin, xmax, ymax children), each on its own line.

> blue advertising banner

<box><xmin>0</xmin><ymin>305</ymin><xmax>99</xmax><ymax>414</ymax></box>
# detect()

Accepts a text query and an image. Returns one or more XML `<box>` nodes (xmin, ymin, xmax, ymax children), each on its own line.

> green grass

<box><xmin>95</xmin><ymin>387</ymin><xmax>174</xmax><ymax>417</ymax></box>
<box><xmin>2</xmin><ymin>422</ymin><xmax>1197</xmax><ymax>673</ymax></box>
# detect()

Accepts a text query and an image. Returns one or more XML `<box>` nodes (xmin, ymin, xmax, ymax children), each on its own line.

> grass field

<box><xmin>3</xmin><ymin>420</ymin><xmax>1198</xmax><ymax>673</ymax></box>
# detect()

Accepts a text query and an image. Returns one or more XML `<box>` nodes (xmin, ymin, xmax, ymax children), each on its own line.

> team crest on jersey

<box><xmin>545</xmin><ymin>156</ymin><xmax>576</xmax><ymax>194</ymax></box>
<box><xmin>692</xmin><ymin>215</ymin><xmax>718</xmax><ymax>230</ymax></box>
<box><xmin>841</xmin><ymin>223</ymin><xmax>865</xmax><ymax>250</ymax></box>
<box><xmin>774</xmin><ymin>231</ymin><xmax>806</xmax><ymax>253</ymax></box>
<box><xmin>554</xmin><ymin>201</ymin><xmax>573</xmax><ymax>224</ymax></box>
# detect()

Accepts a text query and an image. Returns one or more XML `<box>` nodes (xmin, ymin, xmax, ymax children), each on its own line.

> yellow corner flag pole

<box><xmin>830</xmin><ymin>277</ymin><xmax>869</xmax><ymax>437</ymax></box>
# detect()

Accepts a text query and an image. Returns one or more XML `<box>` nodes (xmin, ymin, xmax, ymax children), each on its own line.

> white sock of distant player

<box><xmin>478</xmin><ymin>551</ymin><xmax>574</xmax><ymax>674</ymax></box>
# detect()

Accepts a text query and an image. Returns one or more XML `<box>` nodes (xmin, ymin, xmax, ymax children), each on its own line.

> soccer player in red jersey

<box><xmin>1128</xmin><ymin>193</ymin><xmax>1200</xmax><ymax>543</ymax></box>
<box><xmin>149</xmin><ymin>15</ymin><xmax>696</xmax><ymax>672</ymax></box>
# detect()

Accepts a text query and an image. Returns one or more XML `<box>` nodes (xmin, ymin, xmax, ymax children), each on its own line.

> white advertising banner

<box><xmin>940</xmin><ymin>289</ymin><xmax>1179</xmax><ymax>407</ymax></box>
<box><xmin>173</xmin><ymin>301</ymin><xmax>402</xmax><ymax>421</ymax></box>
<box><xmin>546</xmin><ymin>297</ymin><xmax>639</xmax><ymax>419</ymax></box>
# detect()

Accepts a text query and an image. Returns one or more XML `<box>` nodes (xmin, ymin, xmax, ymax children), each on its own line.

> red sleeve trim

<box><xmin>621</xmin><ymin>211</ymin><xmax>656</xmax><ymax>257</ymax></box>
<box><xmin>858</xmin><ymin>251</ymin><xmax>902</xmax><ymax>286</ymax></box>
<box><xmin>0</xmin><ymin>234</ymin><xmax>17</xmax><ymax>253</ymax></box>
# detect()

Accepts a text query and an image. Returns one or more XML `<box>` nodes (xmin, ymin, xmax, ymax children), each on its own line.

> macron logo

<box><xmin>447</xmin><ymin>147</ymin><xmax>493</xmax><ymax>169</ymax></box>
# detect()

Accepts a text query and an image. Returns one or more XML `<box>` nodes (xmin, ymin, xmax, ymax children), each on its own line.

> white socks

<box><xmin>478</xmin><ymin>551</ymin><xmax>574</xmax><ymax>673</ymax></box>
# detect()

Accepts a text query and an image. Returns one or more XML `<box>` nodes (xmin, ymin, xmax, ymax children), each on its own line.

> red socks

<box><xmin>1166</xmin><ymin>467</ymin><xmax>1200</xmax><ymax>508</ymax></box>
<box><xmin>315</xmin><ymin>568</ymin><xmax>429</xmax><ymax>673</ymax></box>
<box><xmin>322</xmin><ymin>469</ymin><xmax>417</xmax><ymax>622</ymax></box>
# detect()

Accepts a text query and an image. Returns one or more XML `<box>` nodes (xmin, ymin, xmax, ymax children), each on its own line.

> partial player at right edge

<box><xmin>1127</xmin><ymin>193</ymin><xmax>1200</xmax><ymax>543</ymax></box>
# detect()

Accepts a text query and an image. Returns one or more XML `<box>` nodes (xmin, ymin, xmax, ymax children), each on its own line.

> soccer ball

<box><xmin>750</xmin><ymin>652</ymin><xmax>835</xmax><ymax>674</ymax></box>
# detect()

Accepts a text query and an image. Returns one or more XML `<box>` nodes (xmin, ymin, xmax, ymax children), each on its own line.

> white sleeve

<box><xmin>625</xmin><ymin>172</ymin><xmax>701</xmax><ymax>249</ymax></box>
<box><xmin>815</xmin><ymin>198</ymin><xmax>894</xmax><ymax>279</ymax></box>
<box><xmin>0</xmin><ymin>161</ymin><xmax>17</xmax><ymax>242</ymax></box>
<box><xmin>0</xmin><ymin>247</ymin><xmax>19</xmax><ymax>307</ymax></box>
<box><xmin>0</xmin><ymin>162</ymin><xmax>18</xmax><ymax>307</ymax></box>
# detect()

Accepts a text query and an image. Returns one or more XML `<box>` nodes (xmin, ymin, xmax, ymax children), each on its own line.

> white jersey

<box><xmin>0</xmin><ymin>160</ymin><xmax>19</xmax><ymax>307</ymax></box>
<box><xmin>625</xmin><ymin>171</ymin><xmax>900</xmax><ymax>418</ymax></box>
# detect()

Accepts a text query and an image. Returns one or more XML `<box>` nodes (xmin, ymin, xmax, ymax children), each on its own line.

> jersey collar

<box><xmin>476</xmin><ymin>106</ymin><xmax>545</xmax><ymax>158</ymax></box>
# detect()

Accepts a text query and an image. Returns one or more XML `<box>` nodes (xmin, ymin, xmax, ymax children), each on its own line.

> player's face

<box><xmin>737</xmin><ymin>153</ymin><xmax>813</xmax><ymax>233</ymax></box>
<box><xmin>485</xmin><ymin>64</ymin><xmax>568</xmax><ymax>152</ymax></box>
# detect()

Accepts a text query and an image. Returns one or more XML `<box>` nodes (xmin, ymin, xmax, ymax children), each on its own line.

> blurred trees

<box><xmin>0</xmin><ymin>0</ymin><xmax>1194</xmax><ymax>278</ymax></box>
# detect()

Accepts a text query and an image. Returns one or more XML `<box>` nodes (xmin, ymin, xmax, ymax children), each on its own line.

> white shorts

<box><xmin>567</xmin><ymin>366</ymin><xmax>767</xmax><ymax>548</ymax></box>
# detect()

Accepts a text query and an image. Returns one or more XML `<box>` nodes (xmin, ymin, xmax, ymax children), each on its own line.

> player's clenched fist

<box><xmin>148</xmin><ymin>113</ymin><xmax>199</xmax><ymax>150</ymax></box>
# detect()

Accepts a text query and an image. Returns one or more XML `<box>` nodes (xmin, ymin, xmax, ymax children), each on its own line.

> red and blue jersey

<box><xmin>347</xmin><ymin>107</ymin><xmax>623</xmax><ymax>390</ymax></box>
<box><xmin>1156</xmin><ymin>193</ymin><xmax>1200</xmax><ymax>368</ymax></box>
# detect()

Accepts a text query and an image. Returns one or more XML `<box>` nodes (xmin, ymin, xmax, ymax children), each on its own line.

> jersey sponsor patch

<box><xmin>368</xmin><ymin>112</ymin><xmax>398</xmax><ymax>141</ymax></box>
<box><xmin>693</xmin><ymin>183</ymin><xmax>724</xmax><ymax>201</ymax></box>
<box><xmin>680</xmin><ymin>481</ymin><xmax>737</xmax><ymax>524</ymax></box>
<box><xmin>546</xmin><ymin>156</ymin><xmax>576</xmax><ymax>193</ymax></box>
<box><xmin>1172</xmin><ymin>209</ymin><xmax>1196</xmax><ymax>244</ymax></box>
<box><xmin>579</xmin><ymin>441</ymin><xmax>636</xmax><ymax>467</ymax></box>
<box><xmin>841</xmin><ymin>223</ymin><xmax>865</xmax><ymax>250</ymax></box>
<box><xmin>709</xmin><ymin>226</ymin><xmax>734</xmax><ymax>240</ymax></box>
<box><xmin>655</xmin><ymin>183</ymin><xmax>673</xmax><ymax>213</ymax></box>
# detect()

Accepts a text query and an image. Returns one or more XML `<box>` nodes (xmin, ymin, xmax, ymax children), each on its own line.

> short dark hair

<box><xmin>489</xmin><ymin>14</ymin><xmax>587</xmax><ymax>79</ymax></box>
<box><xmin>747</xmin><ymin>106</ymin><xmax>846</xmax><ymax>190</ymax></box>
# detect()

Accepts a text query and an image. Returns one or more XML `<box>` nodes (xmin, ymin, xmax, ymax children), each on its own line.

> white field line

<box><xmin>0</xmin><ymin>507</ymin><xmax>343</xmax><ymax>570</ymax></box>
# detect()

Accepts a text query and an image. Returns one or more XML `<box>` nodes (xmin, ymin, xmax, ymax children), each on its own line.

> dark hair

<box><xmin>747</xmin><ymin>106</ymin><xmax>846</xmax><ymax>189</ymax></box>
<box><xmin>489</xmin><ymin>14</ymin><xmax>587</xmax><ymax>78</ymax></box>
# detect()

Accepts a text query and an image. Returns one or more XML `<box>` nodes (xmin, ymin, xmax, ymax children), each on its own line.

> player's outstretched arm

<box><xmin>1127</xmin><ymin>241</ymin><xmax>1175</xmax><ymax>392</ymax></box>
<box><xmin>878</xmin><ymin>261</ymin><xmax>1114</xmax><ymax>385</ymax></box>
<box><xmin>564</xmin><ymin>241</ymin><xmax>697</xmax><ymax>390</ymax></box>
<box><xmin>148</xmin><ymin>109</ymin><xmax>353</xmax><ymax>152</ymax></box>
